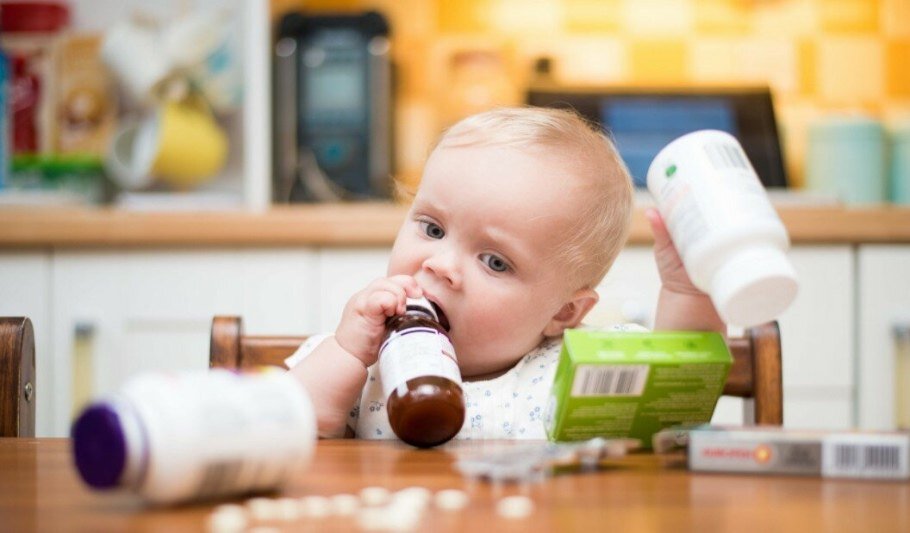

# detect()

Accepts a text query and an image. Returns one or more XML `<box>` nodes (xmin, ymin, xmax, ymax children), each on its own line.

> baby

<box><xmin>287</xmin><ymin>107</ymin><xmax>724</xmax><ymax>439</ymax></box>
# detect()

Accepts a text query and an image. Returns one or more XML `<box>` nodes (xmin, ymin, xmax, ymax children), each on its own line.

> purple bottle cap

<box><xmin>71</xmin><ymin>404</ymin><xmax>127</xmax><ymax>489</ymax></box>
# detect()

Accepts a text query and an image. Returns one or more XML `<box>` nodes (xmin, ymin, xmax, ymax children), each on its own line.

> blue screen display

<box><xmin>602</xmin><ymin>98</ymin><xmax>737</xmax><ymax>187</ymax></box>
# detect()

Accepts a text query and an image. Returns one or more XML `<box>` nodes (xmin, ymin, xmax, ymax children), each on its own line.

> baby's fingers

<box><xmin>385</xmin><ymin>274</ymin><xmax>423</xmax><ymax>299</ymax></box>
<box><xmin>364</xmin><ymin>289</ymin><xmax>405</xmax><ymax>319</ymax></box>
<box><xmin>645</xmin><ymin>208</ymin><xmax>672</xmax><ymax>248</ymax></box>
<box><xmin>361</xmin><ymin>278</ymin><xmax>407</xmax><ymax>320</ymax></box>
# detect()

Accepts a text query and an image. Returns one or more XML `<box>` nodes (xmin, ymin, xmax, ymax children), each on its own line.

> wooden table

<box><xmin>1</xmin><ymin>438</ymin><xmax>908</xmax><ymax>532</ymax></box>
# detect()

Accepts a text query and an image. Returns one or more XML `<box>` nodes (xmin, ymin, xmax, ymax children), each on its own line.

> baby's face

<box><xmin>388</xmin><ymin>143</ymin><xmax>589</xmax><ymax>379</ymax></box>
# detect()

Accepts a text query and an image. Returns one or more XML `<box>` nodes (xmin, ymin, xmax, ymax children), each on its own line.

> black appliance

<box><xmin>273</xmin><ymin>11</ymin><xmax>392</xmax><ymax>202</ymax></box>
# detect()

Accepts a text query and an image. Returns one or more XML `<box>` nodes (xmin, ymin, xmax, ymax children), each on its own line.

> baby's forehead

<box><xmin>431</xmin><ymin>141</ymin><xmax>595</xmax><ymax>183</ymax></box>
<box><xmin>421</xmin><ymin>140</ymin><xmax>606</xmax><ymax>219</ymax></box>
<box><xmin>504</xmin><ymin>193</ymin><xmax>593</xmax><ymax>255</ymax></box>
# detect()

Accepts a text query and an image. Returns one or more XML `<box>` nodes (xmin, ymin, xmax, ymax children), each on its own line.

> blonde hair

<box><xmin>433</xmin><ymin>106</ymin><xmax>633</xmax><ymax>288</ymax></box>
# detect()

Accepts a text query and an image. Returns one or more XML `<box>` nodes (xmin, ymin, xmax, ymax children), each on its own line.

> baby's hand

<box><xmin>335</xmin><ymin>275</ymin><xmax>423</xmax><ymax>367</ymax></box>
<box><xmin>645</xmin><ymin>207</ymin><xmax>704</xmax><ymax>296</ymax></box>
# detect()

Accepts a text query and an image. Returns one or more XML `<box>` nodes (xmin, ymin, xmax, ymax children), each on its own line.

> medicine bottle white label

<box><xmin>379</xmin><ymin>327</ymin><xmax>461</xmax><ymax>399</ymax></box>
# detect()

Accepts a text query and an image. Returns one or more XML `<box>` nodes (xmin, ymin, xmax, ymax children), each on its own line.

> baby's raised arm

<box><xmin>288</xmin><ymin>275</ymin><xmax>422</xmax><ymax>437</ymax></box>
<box><xmin>647</xmin><ymin>208</ymin><xmax>726</xmax><ymax>334</ymax></box>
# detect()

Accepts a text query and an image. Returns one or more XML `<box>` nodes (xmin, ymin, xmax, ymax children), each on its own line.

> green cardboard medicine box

<box><xmin>545</xmin><ymin>330</ymin><xmax>732</xmax><ymax>447</ymax></box>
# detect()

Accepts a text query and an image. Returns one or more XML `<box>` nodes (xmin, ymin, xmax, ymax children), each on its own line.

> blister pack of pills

<box><xmin>455</xmin><ymin>438</ymin><xmax>639</xmax><ymax>482</ymax></box>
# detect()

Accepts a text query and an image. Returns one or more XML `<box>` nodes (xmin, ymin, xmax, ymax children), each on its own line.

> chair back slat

<box><xmin>210</xmin><ymin>317</ymin><xmax>782</xmax><ymax>425</ymax></box>
<box><xmin>750</xmin><ymin>322</ymin><xmax>784</xmax><ymax>425</ymax></box>
<box><xmin>241</xmin><ymin>337</ymin><xmax>308</xmax><ymax>368</ymax></box>
<box><xmin>723</xmin><ymin>337</ymin><xmax>754</xmax><ymax>397</ymax></box>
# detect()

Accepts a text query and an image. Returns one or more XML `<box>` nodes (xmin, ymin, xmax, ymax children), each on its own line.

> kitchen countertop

<box><xmin>1</xmin><ymin>203</ymin><xmax>910</xmax><ymax>248</ymax></box>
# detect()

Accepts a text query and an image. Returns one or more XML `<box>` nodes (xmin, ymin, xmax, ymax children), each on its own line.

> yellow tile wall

<box><xmin>273</xmin><ymin>0</ymin><xmax>910</xmax><ymax>188</ymax></box>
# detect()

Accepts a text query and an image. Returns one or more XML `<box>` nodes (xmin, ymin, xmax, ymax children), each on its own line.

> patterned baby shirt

<box><xmin>285</xmin><ymin>323</ymin><xmax>646</xmax><ymax>440</ymax></box>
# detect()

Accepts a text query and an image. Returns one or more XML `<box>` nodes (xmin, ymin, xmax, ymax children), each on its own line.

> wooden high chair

<box><xmin>210</xmin><ymin>317</ymin><xmax>783</xmax><ymax>425</ymax></box>
<box><xmin>0</xmin><ymin>317</ymin><xmax>36</xmax><ymax>437</ymax></box>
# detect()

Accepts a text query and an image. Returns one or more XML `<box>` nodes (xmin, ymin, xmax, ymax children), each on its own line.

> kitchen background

<box><xmin>1</xmin><ymin>1</ymin><xmax>908</xmax><ymax>438</ymax></box>
<box><xmin>1</xmin><ymin>0</ymin><xmax>909</xmax><ymax>205</ymax></box>
<box><xmin>273</xmin><ymin>0</ymin><xmax>910</xmax><ymax>193</ymax></box>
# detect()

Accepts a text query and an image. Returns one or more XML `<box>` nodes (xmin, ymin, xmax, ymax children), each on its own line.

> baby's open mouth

<box><xmin>430</xmin><ymin>301</ymin><xmax>450</xmax><ymax>331</ymax></box>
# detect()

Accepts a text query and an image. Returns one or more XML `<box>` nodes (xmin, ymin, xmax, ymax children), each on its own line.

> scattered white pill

<box><xmin>331</xmin><ymin>493</ymin><xmax>361</xmax><ymax>516</ymax></box>
<box><xmin>394</xmin><ymin>486</ymin><xmax>433</xmax><ymax>507</ymax></box>
<box><xmin>357</xmin><ymin>505</ymin><xmax>422</xmax><ymax>532</ymax></box>
<box><xmin>496</xmin><ymin>495</ymin><xmax>534</xmax><ymax>519</ymax></box>
<box><xmin>245</xmin><ymin>497</ymin><xmax>280</xmax><ymax>521</ymax></box>
<box><xmin>275</xmin><ymin>497</ymin><xmax>299</xmax><ymax>521</ymax></box>
<box><xmin>434</xmin><ymin>489</ymin><xmax>470</xmax><ymax>511</ymax></box>
<box><xmin>207</xmin><ymin>505</ymin><xmax>248</xmax><ymax>533</ymax></box>
<box><xmin>356</xmin><ymin>507</ymin><xmax>394</xmax><ymax>531</ymax></box>
<box><xmin>298</xmin><ymin>495</ymin><xmax>333</xmax><ymax>518</ymax></box>
<box><xmin>360</xmin><ymin>486</ymin><xmax>392</xmax><ymax>506</ymax></box>
<box><xmin>384</xmin><ymin>507</ymin><xmax>422</xmax><ymax>531</ymax></box>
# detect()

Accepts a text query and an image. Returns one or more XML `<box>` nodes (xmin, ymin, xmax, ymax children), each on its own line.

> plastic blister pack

<box><xmin>455</xmin><ymin>438</ymin><xmax>639</xmax><ymax>482</ymax></box>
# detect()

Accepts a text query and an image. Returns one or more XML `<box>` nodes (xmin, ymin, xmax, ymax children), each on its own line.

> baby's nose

<box><xmin>423</xmin><ymin>252</ymin><xmax>462</xmax><ymax>289</ymax></box>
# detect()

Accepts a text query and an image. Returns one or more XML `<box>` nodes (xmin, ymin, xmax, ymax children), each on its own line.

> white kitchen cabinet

<box><xmin>857</xmin><ymin>245</ymin><xmax>910</xmax><ymax>430</ymax></box>
<box><xmin>776</xmin><ymin>246</ymin><xmax>854</xmax><ymax>429</ymax></box>
<box><xmin>591</xmin><ymin>247</ymin><xmax>661</xmax><ymax>329</ymax></box>
<box><xmin>0</xmin><ymin>252</ymin><xmax>53</xmax><ymax>436</ymax></box>
<box><xmin>48</xmin><ymin>249</ymin><xmax>319</xmax><ymax>436</ymax></box>
<box><xmin>315</xmin><ymin>249</ymin><xmax>393</xmax><ymax>331</ymax></box>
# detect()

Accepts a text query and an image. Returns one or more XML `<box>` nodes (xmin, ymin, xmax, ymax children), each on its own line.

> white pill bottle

<box><xmin>71</xmin><ymin>369</ymin><xmax>316</xmax><ymax>504</ymax></box>
<box><xmin>646</xmin><ymin>130</ymin><xmax>798</xmax><ymax>327</ymax></box>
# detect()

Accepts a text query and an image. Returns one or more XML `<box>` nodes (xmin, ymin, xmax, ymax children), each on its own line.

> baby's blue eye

<box><xmin>481</xmin><ymin>253</ymin><xmax>509</xmax><ymax>273</ymax></box>
<box><xmin>420</xmin><ymin>221</ymin><xmax>445</xmax><ymax>239</ymax></box>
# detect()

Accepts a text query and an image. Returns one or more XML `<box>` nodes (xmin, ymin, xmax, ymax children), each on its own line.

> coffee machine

<box><xmin>272</xmin><ymin>11</ymin><xmax>392</xmax><ymax>202</ymax></box>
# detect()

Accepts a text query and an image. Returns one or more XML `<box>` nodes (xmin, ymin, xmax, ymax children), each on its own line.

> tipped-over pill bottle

<box><xmin>647</xmin><ymin>130</ymin><xmax>798</xmax><ymax>327</ymax></box>
<box><xmin>380</xmin><ymin>297</ymin><xmax>465</xmax><ymax>447</ymax></box>
<box><xmin>71</xmin><ymin>369</ymin><xmax>316</xmax><ymax>504</ymax></box>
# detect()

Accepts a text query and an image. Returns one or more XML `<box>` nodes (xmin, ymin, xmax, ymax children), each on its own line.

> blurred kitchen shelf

<box><xmin>0</xmin><ymin>190</ymin><xmax>96</xmax><ymax>207</ymax></box>
<box><xmin>765</xmin><ymin>189</ymin><xmax>842</xmax><ymax>206</ymax></box>
<box><xmin>66</xmin><ymin>0</ymin><xmax>272</xmax><ymax>210</ymax></box>
<box><xmin>113</xmin><ymin>191</ymin><xmax>245</xmax><ymax>211</ymax></box>
<box><xmin>1</xmin><ymin>203</ymin><xmax>910</xmax><ymax>248</ymax></box>
<box><xmin>634</xmin><ymin>188</ymin><xmax>841</xmax><ymax>208</ymax></box>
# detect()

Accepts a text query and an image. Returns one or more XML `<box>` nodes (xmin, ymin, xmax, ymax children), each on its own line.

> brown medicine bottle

<box><xmin>380</xmin><ymin>297</ymin><xmax>466</xmax><ymax>447</ymax></box>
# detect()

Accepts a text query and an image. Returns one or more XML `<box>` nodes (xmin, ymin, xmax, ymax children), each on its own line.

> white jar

<box><xmin>646</xmin><ymin>130</ymin><xmax>798</xmax><ymax>327</ymax></box>
<box><xmin>71</xmin><ymin>369</ymin><xmax>316</xmax><ymax>504</ymax></box>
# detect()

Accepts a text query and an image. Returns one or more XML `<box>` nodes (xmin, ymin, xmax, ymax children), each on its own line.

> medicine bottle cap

<box><xmin>405</xmin><ymin>296</ymin><xmax>438</xmax><ymax>321</ymax></box>
<box><xmin>71</xmin><ymin>404</ymin><xmax>128</xmax><ymax>489</ymax></box>
<box><xmin>711</xmin><ymin>246</ymin><xmax>798</xmax><ymax>327</ymax></box>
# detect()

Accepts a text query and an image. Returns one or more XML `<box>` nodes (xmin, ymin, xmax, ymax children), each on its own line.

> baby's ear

<box><xmin>543</xmin><ymin>288</ymin><xmax>599</xmax><ymax>337</ymax></box>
